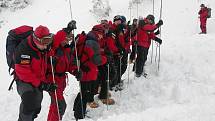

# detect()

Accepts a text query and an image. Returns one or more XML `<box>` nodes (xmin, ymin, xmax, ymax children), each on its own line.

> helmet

<box><xmin>200</xmin><ymin>4</ymin><xmax>205</xmax><ymax>7</ymax></box>
<box><xmin>133</xmin><ymin>18</ymin><xmax>138</xmax><ymax>23</ymax></box>
<box><xmin>67</xmin><ymin>20</ymin><xmax>77</xmax><ymax>30</ymax></box>
<box><xmin>120</xmin><ymin>15</ymin><xmax>126</xmax><ymax>23</ymax></box>
<box><xmin>146</xmin><ymin>14</ymin><xmax>155</xmax><ymax>24</ymax></box>
<box><xmin>113</xmin><ymin>15</ymin><xmax>122</xmax><ymax>22</ymax></box>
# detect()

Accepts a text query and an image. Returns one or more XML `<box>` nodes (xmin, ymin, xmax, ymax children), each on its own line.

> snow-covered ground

<box><xmin>1</xmin><ymin>0</ymin><xmax>215</xmax><ymax>121</ymax></box>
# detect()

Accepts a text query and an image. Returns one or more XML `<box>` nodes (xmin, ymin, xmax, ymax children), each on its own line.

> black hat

<box><xmin>146</xmin><ymin>14</ymin><xmax>155</xmax><ymax>24</ymax></box>
<box><xmin>200</xmin><ymin>4</ymin><xmax>205</xmax><ymax>7</ymax></box>
<box><xmin>113</xmin><ymin>15</ymin><xmax>122</xmax><ymax>22</ymax></box>
<box><xmin>121</xmin><ymin>15</ymin><xmax>126</xmax><ymax>23</ymax></box>
<box><xmin>67</xmin><ymin>20</ymin><xmax>77</xmax><ymax>30</ymax></box>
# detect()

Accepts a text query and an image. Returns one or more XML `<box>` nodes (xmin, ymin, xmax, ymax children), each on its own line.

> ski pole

<box><xmin>157</xmin><ymin>0</ymin><xmax>163</xmax><ymax>71</ymax></box>
<box><xmin>69</xmin><ymin>0</ymin><xmax>73</xmax><ymax>19</ymax></box>
<box><xmin>50</xmin><ymin>56</ymin><xmax>61</xmax><ymax>121</ymax></box>
<box><xmin>150</xmin><ymin>0</ymin><xmax>155</xmax><ymax>64</ymax></box>
<box><xmin>134</xmin><ymin>43</ymin><xmax>138</xmax><ymax>80</ymax></box>
<box><xmin>119</xmin><ymin>55</ymin><xmax>122</xmax><ymax>97</ymax></box>
<box><xmin>106</xmin><ymin>63</ymin><xmax>110</xmax><ymax>110</ymax></box>
<box><xmin>128</xmin><ymin>5</ymin><xmax>132</xmax><ymax>86</ymax></box>
<box><xmin>73</xmin><ymin>35</ymin><xmax>85</xmax><ymax>119</ymax></box>
<box><xmin>68</xmin><ymin>0</ymin><xmax>84</xmax><ymax>118</ymax></box>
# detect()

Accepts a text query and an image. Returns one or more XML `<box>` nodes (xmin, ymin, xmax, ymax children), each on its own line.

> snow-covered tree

<box><xmin>90</xmin><ymin>0</ymin><xmax>111</xmax><ymax>21</ymax></box>
<box><xmin>0</xmin><ymin>0</ymin><xmax>31</xmax><ymax>12</ymax></box>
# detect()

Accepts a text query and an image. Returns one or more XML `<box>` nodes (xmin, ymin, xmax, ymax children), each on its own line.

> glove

<box><xmin>80</xmin><ymin>64</ymin><xmax>90</xmax><ymax>72</ymax></box>
<box><xmin>154</xmin><ymin>30</ymin><xmax>160</xmax><ymax>35</ymax></box>
<box><xmin>127</xmin><ymin>20</ymin><xmax>131</xmax><ymax>26</ymax></box>
<box><xmin>39</xmin><ymin>82</ymin><xmax>58</xmax><ymax>92</ymax></box>
<box><xmin>74</xmin><ymin>70</ymin><xmax>82</xmax><ymax>81</ymax></box>
<box><xmin>63</xmin><ymin>20</ymin><xmax>77</xmax><ymax>34</ymax></box>
<box><xmin>154</xmin><ymin>37</ymin><xmax>162</xmax><ymax>45</ymax></box>
<box><xmin>156</xmin><ymin>20</ymin><xmax>163</xmax><ymax>28</ymax></box>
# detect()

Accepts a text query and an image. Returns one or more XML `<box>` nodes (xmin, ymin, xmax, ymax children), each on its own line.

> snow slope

<box><xmin>1</xmin><ymin>0</ymin><xmax>215</xmax><ymax>121</ymax></box>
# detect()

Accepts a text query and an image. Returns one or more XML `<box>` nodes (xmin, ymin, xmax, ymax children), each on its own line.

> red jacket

<box><xmin>15</xmin><ymin>36</ymin><xmax>48</xmax><ymax>87</ymax></box>
<box><xmin>198</xmin><ymin>7</ymin><xmax>208</xmax><ymax>23</ymax></box>
<box><xmin>76</xmin><ymin>31</ymin><xmax>106</xmax><ymax>81</ymax></box>
<box><xmin>46</xmin><ymin>29</ymin><xmax>77</xmax><ymax>85</ymax></box>
<box><xmin>105</xmin><ymin>36</ymin><xmax>119</xmax><ymax>54</ymax></box>
<box><xmin>46</xmin><ymin>46</ymin><xmax>77</xmax><ymax>97</ymax></box>
<box><xmin>109</xmin><ymin>23</ymin><xmax>128</xmax><ymax>54</ymax></box>
<box><xmin>136</xmin><ymin>20</ymin><xmax>158</xmax><ymax>48</ymax></box>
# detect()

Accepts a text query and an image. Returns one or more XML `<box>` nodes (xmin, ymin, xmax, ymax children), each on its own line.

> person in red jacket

<box><xmin>73</xmin><ymin>24</ymin><xmax>107</xmax><ymax>120</ymax></box>
<box><xmin>14</xmin><ymin>25</ymin><xmax>57</xmax><ymax>121</ymax></box>
<box><xmin>108</xmin><ymin>15</ymin><xmax>128</xmax><ymax>91</ymax></box>
<box><xmin>130</xmin><ymin>15</ymin><xmax>163</xmax><ymax>77</ymax></box>
<box><xmin>93</xmin><ymin>21</ymin><xmax>116</xmax><ymax>107</ymax></box>
<box><xmin>129</xmin><ymin>18</ymin><xmax>138</xmax><ymax>64</ymax></box>
<box><xmin>45</xmin><ymin>21</ymin><xmax>81</xmax><ymax>121</ymax></box>
<box><xmin>198</xmin><ymin>4</ymin><xmax>209</xmax><ymax>34</ymax></box>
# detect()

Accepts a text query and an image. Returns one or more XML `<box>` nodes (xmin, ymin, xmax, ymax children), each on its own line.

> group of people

<box><xmin>8</xmin><ymin>13</ymin><xmax>163</xmax><ymax>121</ymax></box>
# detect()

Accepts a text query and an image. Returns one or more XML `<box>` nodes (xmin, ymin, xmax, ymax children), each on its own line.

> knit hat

<box><xmin>33</xmin><ymin>25</ymin><xmax>53</xmax><ymax>45</ymax></box>
<box><xmin>113</xmin><ymin>15</ymin><xmax>122</xmax><ymax>22</ymax></box>
<box><xmin>92</xmin><ymin>24</ymin><xmax>105</xmax><ymax>34</ymax></box>
<box><xmin>34</xmin><ymin>25</ymin><xmax>50</xmax><ymax>39</ymax></box>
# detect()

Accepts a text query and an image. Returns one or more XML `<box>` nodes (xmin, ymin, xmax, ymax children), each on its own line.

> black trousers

<box><xmin>16</xmin><ymin>80</ymin><xmax>43</xmax><ymax>121</ymax></box>
<box><xmin>135</xmin><ymin>46</ymin><xmax>149</xmax><ymax>75</ymax></box>
<box><xmin>73</xmin><ymin>81</ymin><xmax>96</xmax><ymax>119</ymax></box>
<box><xmin>96</xmin><ymin>65</ymin><xmax>108</xmax><ymax>99</ymax></box>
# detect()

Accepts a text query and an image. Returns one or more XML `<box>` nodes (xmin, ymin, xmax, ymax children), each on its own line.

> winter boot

<box><xmin>135</xmin><ymin>73</ymin><xmax>141</xmax><ymax>77</ymax></box>
<box><xmin>101</xmin><ymin>98</ymin><xmax>115</xmax><ymax>105</ymax></box>
<box><xmin>87</xmin><ymin>101</ymin><xmax>99</xmax><ymax>108</ymax></box>
<box><xmin>108</xmin><ymin>91</ymin><xmax>112</xmax><ymax>97</ymax></box>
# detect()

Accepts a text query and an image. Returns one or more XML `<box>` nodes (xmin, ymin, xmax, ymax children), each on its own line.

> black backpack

<box><xmin>6</xmin><ymin>25</ymin><xmax>33</xmax><ymax>90</ymax></box>
<box><xmin>207</xmin><ymin>7</ymin><xmax>212</xmax><ymax>18</ymax></box>
<box><xmin>6</xmin><ymin>25</ymin><xmax>33</xmax><ymax>73</ymax></box>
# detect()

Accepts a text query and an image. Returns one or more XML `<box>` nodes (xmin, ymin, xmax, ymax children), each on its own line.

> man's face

<box><xmin>114</xmin><ymin>20</ymin><xmax>122</xmax><ymax>25</ymax></box>
<box><xmin>98</xmin><ymin>33</ymin><xmax>103</xmax><ymax>40</ymax></box>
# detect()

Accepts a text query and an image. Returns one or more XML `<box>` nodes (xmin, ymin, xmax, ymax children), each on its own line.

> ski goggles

<box><xmin>33</xmin><ymin>33</ymin><xmax>54</xmax><ymax>45</ymax></box>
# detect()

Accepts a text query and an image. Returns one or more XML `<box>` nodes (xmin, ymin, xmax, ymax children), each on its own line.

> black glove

<box><xmin>80</xmin><ymin>64</ymin><xmax>90</xmax><ymax>72</ymax></box>
<box><xmin>156</xmin><ymin>20</ymin><xmax>163</xmax><ymax>28</ymax></box>
<box><xmin>154</xmin><ymin>30</ymin><xmax>160</xmax><ymax>35</ymax></box>
<box><xmin>74</xmin><ymin>70</ymin><xmax>82</xmax><ymax>81</ymax></box>
<box><xmin>127</xmin><ymin>21</ymin><xmax>131</xmax><ymax>26</ymax></box>
<box><xmin>64</xmin><ymin>20</ymin><xmax>77</xmax><ymax>34</ymax></box>
<box><xmin>39</xmin><ymin>82</ymin><xmax>58</xmax><ymax>92</ymax></box>
<box><xmin>154</xmin><ymin>37</ymin><xmax>162</xmax><ymax>45</ymax></box>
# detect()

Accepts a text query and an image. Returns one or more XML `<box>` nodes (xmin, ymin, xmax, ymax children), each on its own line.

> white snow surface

<box><xmin>1</xmin><ymin>0</ymin><xmax>215</xmax><ymax>121</ymax></box>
